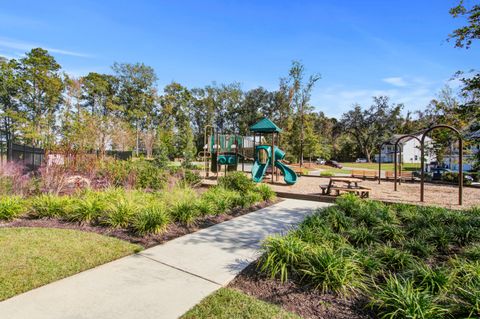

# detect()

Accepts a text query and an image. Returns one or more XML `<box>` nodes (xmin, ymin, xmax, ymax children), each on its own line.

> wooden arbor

<box><xmin>393</xmin><ymin>133</ymin><xmax>422</xmax><ymax>191</ymax></box>
<box><xmin>420</xmin><ymin>125</ymin><xmax>464</xmax><ymax>205</ymax></box>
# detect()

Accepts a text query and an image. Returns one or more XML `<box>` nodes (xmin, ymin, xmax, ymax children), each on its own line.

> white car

<box><xmin>355</xmin><ymin>158</ymin><xmax>368</xmax><ymax>163</ymax></box>
<box><xmin>316</xmin><ymin>158</ymin><xmax>326</xmax><ymax>165</ymax></box>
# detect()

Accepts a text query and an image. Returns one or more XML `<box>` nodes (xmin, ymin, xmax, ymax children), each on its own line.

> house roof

<box><xmin>249</xmin><ymin>118</ymin><xmax>282</xmax><ymax>133</ymax></box>
<box><xmin>467</xmin><ymin>129</ymin><xmax>480</xmax><ymax>140</ymax></box>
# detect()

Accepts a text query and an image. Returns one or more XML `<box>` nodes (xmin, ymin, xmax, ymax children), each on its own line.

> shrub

<box><xmin>67</xmin><ymin>191</ymin><xmax>108</xmax><ymax>224</ymax></box>
<box><xmin>300</xmin><ymin>246</ymin><xmax>363</xmax><ymax>294</ymax></box>
<box><xmin>0</xmin><ymin>196</ymin><xmax>25</xmax><ymax>220</ymax></box>
<box><xmin>346</xmin><ymin>226</ymin><xmax>377</xmax><ymax>247</ymax></box>
<box><xmin>132</xmin><ymin>203</ymin><xmax>170</xmax><ymax>235</ymax></box>
<box><xmin>375</xmin><ymin>246</ymin><xmax>416</xmax><ymax>272</ymax></box>
<box><xmin>369</xmin><ymin>275</ymin><xmax>447</xmax><ymax>319</ymax></box>
<box><xmin>133</xmin><ymin>160</ymin><xmax>167</xmax><ymax>190</ymax></box>
<box><xmin>104</xmin><ymin>198</ymin><xmax>138</xmax><ymax>229</ymax></box>
<box><xmin>255</xmin><ymin>184</ymin><xmax>276</xmax><ymax>201</ymax></box>
<box><xmin>260</xmin><ymin>235</ymin><xmax>311</xmax><ymax>282</ymax></box>
<box><xmin>29</xmin><ymin>194</ymin><xmax>71</xmax><ymax>219</ymax></box>
<box><xmin>410</xmin><ymin>264</ymin><xmax>453</xmax><ymax>294</ymax></box>
<box><xmin>319</xmin><ymin>172</ymin><xmax>334</xmax><ymax>177</ymax></box>
<box><xmin>218</xmin><ymin>172</ymin><xmax>255</xmax><ymax>193</ymax></box>
<box><xmin>201</xmin><ymin>187</ymin><xmax>237</xmax><ymax>214</ymax></box>
<box><xmin>237</xmin><ymin>191</ymin><xmax>263</xmax><ymax>208</ymax></box>
<box><xmin>404</xmin><ymin>238</ymin><xmax>435</xmax><ymax>258</ymax></box>
<box><xmin>195</xmin><ymin>199</ymin><xmax>215</xmax><ymax>216</ymax></box>
<box><xmin>170</xmin><ymin>200</ymin><xmax>199</xmax><ymax>225</ymax></box>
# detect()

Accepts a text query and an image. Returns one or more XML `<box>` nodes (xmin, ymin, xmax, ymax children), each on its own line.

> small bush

<box><xmin>300</xmin><ymin>246</ymin><xmax>363</xmax><ymax>294</ymax></box>
<box><xmin>0</xmin><ymin>196</ymin><xmax>25</xmax><ymax>220</ymax></box>
<box><xmin>346</xmin><ymin>226</ymin><xmax>377</xmax><ymax>247</ymax></box>
<box><xmin>132</xmin><ymin>203</ymin><xmax>170</xmax><ymax>235</ymax></box>
<box><xmin>29</xmin><ymin>194</ymin><xmax>71</xmax><ymax>219</ymax></box>
<box><xmin>180</xmin><ymin>170</ymin><xmax>201</xmax><ymax>187</ymax></box>
<box><xmin>255</xmin><ymin>184</ymin><xmax>276</xmax><ymax>201</ymax></box>
<box><xmin>369</xmin><ymin>275</ymin><xmax>447</xmax><ymax>319</ymax></box>
<box><xmin>201</xmin><ymin>187</ymin><xmax>237</xmax><ymax>214</ymax></box>
<box><xmin>218</xmin><ymin>172</ymin><xmax>255</xmax><ymax>193</ymax></box>
<box><xmin>195</xmin><ymin>199</ymin><xmax>215</xmax><ymax>216</ymax></box>
<box><xmin>104</xmin><ymin>198</ymin><xmax>138</xmax><ymax>229</ymax></box>
<box><xmin>67</xmin><ymin>191</ymin><xmax>108</xmax><ymax>224</ymax></box>
<box><xmin>261</xmin><ymin>235</ymin><xmax>311</xmax><ymax>282</ymax></box>
<box><xmin>375</xmin><ymin>246</ymin><xmax>416</xmax><ymax>272</ymax></box>
<box><xmin>170</xmin><ymin>200</ymin><xmax>199</xmax><ymax>225</ymax></box>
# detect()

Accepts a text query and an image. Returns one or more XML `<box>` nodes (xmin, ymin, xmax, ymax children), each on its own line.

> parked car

<box><xmin>325</xmin><ymin>160</ymin><xmax>343</xmax><ymax>169</ymax></box>
<box><xmin>431</xmin><ymin>167</ymin><xmax>451</xmax><ymax>180</ymax></box>
<box><xmin>355</xmin><ymin>158</ymin><xmax>368</xmax><ymax>163</ymax></box>
<box><xmin>316</xmin><ymin>158</ymin><xmax>326</xmax><ymax>165</ymax></box>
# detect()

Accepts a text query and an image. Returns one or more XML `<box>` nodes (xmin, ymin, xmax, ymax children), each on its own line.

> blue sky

<box><xmin>0</xmin><ymin>0</ymin><xmax>477</xmax><ymax>118</ymax></box>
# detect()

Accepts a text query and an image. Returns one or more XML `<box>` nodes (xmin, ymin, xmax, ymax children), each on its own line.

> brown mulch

<box><xmin>228</xmin><ymin>262</ymin><xmax>373</xmax><ymax>319</ymax></box>
<box><xmin>1</xmin><ymin>200</ymin><xmax>280</xmax><ymax>248</ymax></box>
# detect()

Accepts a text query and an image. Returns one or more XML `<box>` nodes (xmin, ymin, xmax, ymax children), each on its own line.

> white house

<box><xmin>375</xmin><ymin>134</ymin><xmax>436</xmax><ymax>164</ymax></box>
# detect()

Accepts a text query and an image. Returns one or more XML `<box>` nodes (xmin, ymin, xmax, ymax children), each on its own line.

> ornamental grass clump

<box><xmin>29</xmin><ymin>194</ymin><xmax>72</xmax><ymax>219</ymax></box>
<box><xmin>258</xmin><ymin>194</ymin><xmax>480</xmax><ymax>316</ymax></box>
<box><xmin>0</xmin><ymin>196</ymin><xmax>25</xmax><ymax>221</ymax></box>
<box><xmin>132</xmin><ymin>203</ymin><xmax>170</xmax><ymax>235</ymax></box>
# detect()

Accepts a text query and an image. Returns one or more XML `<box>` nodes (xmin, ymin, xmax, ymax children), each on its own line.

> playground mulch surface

<box><xmin>2</xmin><ymin>199</ymin><xmax>280</xmax><ymax>248</ymax></box>
<box><xmin>229</xmin><ymin>262</ymin><xmax>372</xmax><ymax>319</ymax></box>
<box><xmin>268</xmin><ymin>177</ymin><xmax>480</xmax><ymax>209</ymax></box>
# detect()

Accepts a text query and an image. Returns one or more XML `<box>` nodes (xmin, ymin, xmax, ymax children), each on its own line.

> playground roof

<box><xmin>249</xmin><ymin>118</ymin><xmax>282</xmax><ymax>133</ymax></box>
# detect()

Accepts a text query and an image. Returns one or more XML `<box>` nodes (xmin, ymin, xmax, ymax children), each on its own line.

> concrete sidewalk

<box><xmin>0</xmin><ymin>199</ymin><xmax>328</xmax><ymax>319</ymax></box>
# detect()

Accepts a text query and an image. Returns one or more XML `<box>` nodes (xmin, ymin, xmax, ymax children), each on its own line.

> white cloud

<box><xmin>382</xmin><ymin>77</ymin><xmax>408</xmax><ymax>87</ymax></box>
<box><xmin>0</xmin><ymin>37</ymin><xmax>92</xmax><ymax>58</ymax></box>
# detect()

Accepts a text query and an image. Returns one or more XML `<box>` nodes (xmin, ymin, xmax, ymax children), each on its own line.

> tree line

<box><xmin>0</xmin><ymin>49</ymin><xmax>477</xmax><ymax>165</ymax></box>
<box><xmin>1</xmin><ymin>1</ymin><xmax>479</xmax><ymax>165</ymax></box>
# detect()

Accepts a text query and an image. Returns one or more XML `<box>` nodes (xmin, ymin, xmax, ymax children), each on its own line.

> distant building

<box><xmin>375</xmin><ymin>134</ymin><xmax>435</xmax><ymax>164</ymax></box>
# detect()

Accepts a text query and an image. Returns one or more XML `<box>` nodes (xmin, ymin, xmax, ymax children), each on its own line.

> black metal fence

<box><xmin>0</xmin><ymin>130</ymin><xmax>45</xmax><ymax>169</ymax></box>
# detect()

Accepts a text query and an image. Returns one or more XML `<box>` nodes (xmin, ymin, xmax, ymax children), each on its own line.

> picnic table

<box><xmin>320</xmin><ymin>177</ymin><xmax>370</xmax><ymax>198</ymax></box>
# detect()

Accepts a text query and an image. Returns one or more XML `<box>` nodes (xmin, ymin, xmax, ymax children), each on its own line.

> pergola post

<box><xmin>420</xmin><ymin>125</ymin><xmax>463</xmax><ymax>205</ymax></box>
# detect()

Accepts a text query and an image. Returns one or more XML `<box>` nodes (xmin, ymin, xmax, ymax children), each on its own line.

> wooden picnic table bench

<box><xmin>351</xmin><ymin>169</ymin><xmax>378</xmax><ymax>180</ymax></box>
<box><xmin>329</xmin><ymin>185</ymin><xmax>371</xmax><ymax>198</ymax></box>
<box><xmin>319</xmin><ymin>177</ymin><xmax>370</xmax><ymax>198</ymax></box>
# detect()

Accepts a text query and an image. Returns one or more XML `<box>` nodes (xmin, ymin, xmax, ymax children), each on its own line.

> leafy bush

<box><xmin>29</xmin><ymin>194</ymin><xmax>71</xmax><ymax>219</ymax></box>
<box><xmin>300</xmin><ymin>246</ymin><xmax>363</xmax><ymax>294</ymax></box>
<box><xmin>201</xmin><ymin>187</ymin><xmax>237</xmax><ymax>214</ymax></box>
<box><xmin>255</xmin><ymin>184</ymin><xmax>276</xmax><ymax>201</ymax></box>
<box><xmin>104</xmin><ymin>198</ymin><xmax>138</xmax><ymax>229</ymax></box>
<box><xmin>0</xmin><ymin>196</ymin><xmax>25</xmax><ymax>220</ymax></box>
<box><xmin>180</xmin><ymin>170</ymin><xmax>201</xmax><ymax>187</ymax></box>
<box><xmin>261</xmin><ymin>235</ymin><xmax>311</xmax><ymax>282</ymax></box>
<box><xmin>169</xmin><ymin>198</ymin><xmax>199</xmax><ymax>225</ymax></box>
<box><xmin>369</xmin><ymin>275</ymin><xmax>447</xmax><ymax>319</ymax></box>
<box><xmin>218</xmin><ymin>172</ymin><xmax>255</xmax><ymax>193</ymax></box>
<box><xmin>67</xmin><ymin>191</ymin><xmax>108</xmax><ymax>224</ymax></box>
<box><xmin>195</xmin><ymin>199</ymin><xmax>215</xmax><ymax>216</ymax></box>
<box><xmin>258</xmin><ymin>195</ymin><xmax>480</xmax><ymax>316</ymax></box>
<box><xmin>132</xmin><ymin>203</ymin><xmax>170</xmax><ymax>235</ymax></box>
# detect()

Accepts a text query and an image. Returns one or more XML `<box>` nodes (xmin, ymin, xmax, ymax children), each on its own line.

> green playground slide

<box><xmin>274</xmin><ymin>160</ymin><xmax>297</xmax><ymax>185</ymax></box>
<box><xmin>251</xmin><ymin>145</ymin><xmax>297</xmax><ymax>185</ymax></box>
<box><xmin>252</xmin><ymin>160</ymin><xmax>269</xmax><ymax>183</ymax></box>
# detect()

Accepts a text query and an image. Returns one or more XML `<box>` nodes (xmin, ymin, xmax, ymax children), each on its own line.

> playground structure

<box><xmin>378</xmin><ymin>125</ymin><xmax>464</xmax><ymax>205</ymax></box>
<box><xmin>201</xmin><ymin>118</ymin><xmax>298</xmax><ymax>185</ymax></box>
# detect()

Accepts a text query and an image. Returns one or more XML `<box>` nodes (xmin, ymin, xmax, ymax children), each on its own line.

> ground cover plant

<box><xmin>181</xmin><ymin>288</ymin><xmax>301</xmax><ymax>319</ymax></box>
<box><xmin>259</xmin><ymin>194</ymin><xmax>480</xmax><ymax>318</ymax></box>
<box><xmin>1</xmin><ymin>172</ymin><xmax>276</xmax><ymax>237</ymax></box>
<box><xmin>0</xmin><ymin>227</ymin><xmax>141</xmax><ymax>301</ymax></box>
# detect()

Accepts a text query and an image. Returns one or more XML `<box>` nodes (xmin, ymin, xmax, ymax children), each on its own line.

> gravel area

<box><xmin>202</xmin><ymin>174</ymin><xmax>480</xmax><ymax>209</ymax></box>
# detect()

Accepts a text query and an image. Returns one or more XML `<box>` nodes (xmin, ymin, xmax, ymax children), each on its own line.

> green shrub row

<box><xmin>1</xmin><ymin>178</ymin><xmax>276</xmax><ymax>236</ymax></box>
<box><xmin>259</xmin><ymin>194</ymin><xmax>480</xmax><ymax>318</ymax></box>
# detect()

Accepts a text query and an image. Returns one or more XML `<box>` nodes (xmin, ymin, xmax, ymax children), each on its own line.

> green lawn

<box><xmin>0</xmin><ymin>227</ymin><xmax>141</xmax><ymax>301</ymax></box>
<box><xmin>181</xmin><ymin>288</ymin><xmax>301</xmax><ymax>319</ymax></box>
<box><xmin>340</xmin><ymin>162</ymin><xmax>421</xmax><ymax>171</ymax></box>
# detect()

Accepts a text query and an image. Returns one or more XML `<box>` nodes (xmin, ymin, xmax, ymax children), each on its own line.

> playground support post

<box><xmin>420</xmin><ymin>125</ymin><xmax>463</xmax><ymax>205</ymax></box>
<box><xmin>271</xmin><ymin>132</ymin><xmax>275</xmax><ymax>184</ymax></box>
<box><xmin>394</xmin><ymin>134</ymin><xmax>421</xmax><ymax>191</ymax></box>
<box><xmin>204</xmin><ymin>125</ymin><xmax>213</xmax><ymax>177</ymax></box>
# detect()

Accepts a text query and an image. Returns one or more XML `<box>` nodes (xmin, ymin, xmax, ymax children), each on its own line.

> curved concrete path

<box><xmin>0</xmin><ymin>199</ymin><xmax>328</xmax><ymax>319</ymax></box>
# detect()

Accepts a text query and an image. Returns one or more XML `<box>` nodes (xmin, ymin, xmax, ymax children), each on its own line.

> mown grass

<box><xmin>0</xmin><ymin>227</ymin><xmax>141</xmax><ymax>301</ymax></box>
<box><xmin>259</xmin><ymin>194</ymin><xmax>480</xmax><ymax>318</ymax></box>
<box><xmin>181</xmin><ymin>288</ymin><xmax>301</xmax><ymax>319</ymax></box>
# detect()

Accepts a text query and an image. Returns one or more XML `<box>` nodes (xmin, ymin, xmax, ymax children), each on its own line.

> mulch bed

<box><xmin>228</xmin><ymin>262</ymin><xmax>373</xmax><ymax>319</ymax></box>
<box><xmin>1</xmin><ymin>199</ymin><xmax>280</xmax><ymax>248</ymax></box>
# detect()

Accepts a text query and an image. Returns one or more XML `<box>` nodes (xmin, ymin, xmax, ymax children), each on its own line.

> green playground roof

<box><xmin>249</xmin><ymin>118</ymin><xmax>282</xmax><ymax>133</ymax></box>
